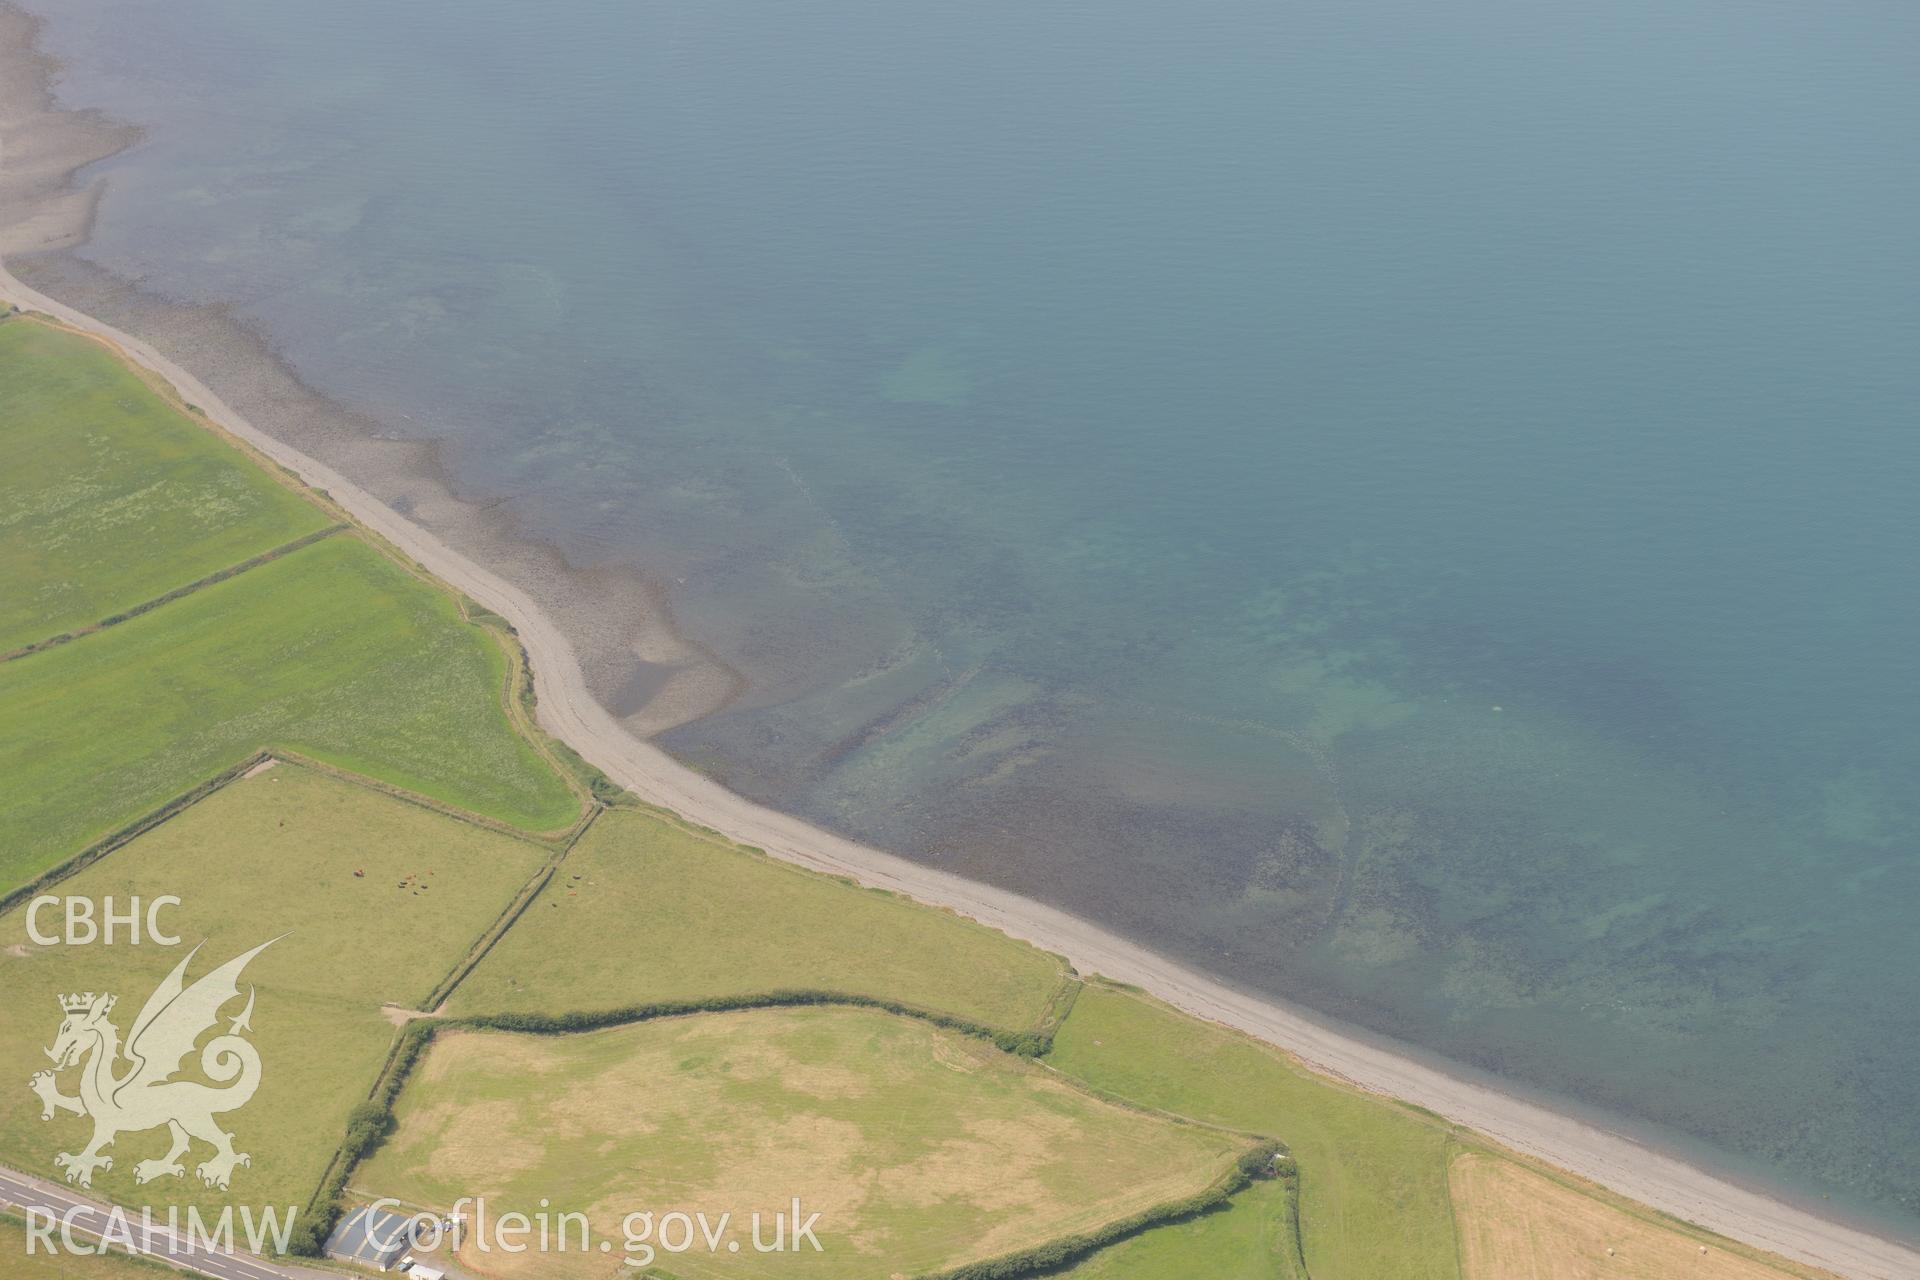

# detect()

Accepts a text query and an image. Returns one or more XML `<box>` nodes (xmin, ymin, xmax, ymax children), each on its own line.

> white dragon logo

<box><xmin>28</xmin><ymin>938</ymin><xmax>278</xmax><ymax>1190</ymax></box>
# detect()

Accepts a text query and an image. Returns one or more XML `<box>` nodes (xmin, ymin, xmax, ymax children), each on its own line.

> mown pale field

<box><xmin>1449</xmin><ymin>1154</ymin><xmax>1814</xmax><ymax>1280</ymax></box>
<box><xmin>361</xmin><ymin>1006</ymin><xmax>1250</xmax><ymax>1280</ymax></box>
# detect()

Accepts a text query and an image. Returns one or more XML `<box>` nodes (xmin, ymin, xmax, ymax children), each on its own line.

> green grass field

<box><xmin>0</xmin><ymin>1216</ymin><xmax>190</xmax><ymax>1279</ymax></box>
<box><xmin>1055</xmin><ymin>1179</ymin><xmax>1304</xmax><ymax>1279</ymax></box>
<box><xmin>1046</xmin><ymin>983</ymin><xmax>1461</xmax><ymax>1280</ymax></box>
<box><xmin>0</xmin><ymin>320</ymin><xmax>330</xmax><ymax>655</ymax></box>
<box><xmin>447</xmin><ymin>806</ymin><xmax>1071</xmax><ymax>1034</ymax></box>
<box><xmin>0</xmin><ymin>533</ymin><xmax>581</xmax><ymax>893</ymax></box>
<box><xmin>0</xmin><ymin>764</ymin><xmax>548</xmax><ymax>1216</ymax></box>
<box><xmin>360</xmin><ymin>1006</ymin><xmax>1249</xmax><ymax>1280</ymax></box>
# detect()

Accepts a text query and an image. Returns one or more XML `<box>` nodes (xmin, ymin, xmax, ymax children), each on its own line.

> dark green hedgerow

<box><xmin>288</xmin><ymin>1020</ymin><xmax>437</xmax><ymax>1255</ymax></box>
<box><xmin>920</xmin><ymin>1142</ymin><xmax>1287</xmax><ymax>1280</ymax></box>
<box><xmin>462</xmin><ymin>988</ymin><xmax>1056</xmax><ymax>1057</ymax></box>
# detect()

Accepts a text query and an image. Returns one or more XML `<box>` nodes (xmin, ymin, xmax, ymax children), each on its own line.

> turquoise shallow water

<box><xmin>20</xmin><ymin>0</ymin><xmax>1920</xmax><ymax>1230</ymax></box>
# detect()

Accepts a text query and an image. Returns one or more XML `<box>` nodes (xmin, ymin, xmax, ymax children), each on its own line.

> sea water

<box><xmin>19</xmin><ymin>0</ymin><xmax>1920</xmax><ymax>1230</ymax></box>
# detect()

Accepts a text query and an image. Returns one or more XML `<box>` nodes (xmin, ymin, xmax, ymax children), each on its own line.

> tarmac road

<box><xmin>0</xmin><ymin>1165</ymin><xmax>306</xmax><ymax>1280</ymax></box>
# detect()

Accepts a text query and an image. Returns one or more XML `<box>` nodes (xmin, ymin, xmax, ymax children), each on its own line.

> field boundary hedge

<box><xmin>0</xmin><ymin>752</ymin><xmax>267</xmax><ymax>919</ymax></box>
<box><xmin>420</xmin><ymin>807</ymin><xmax>604</xmax><ymax>1012</ymax></box>
<box><xmin>0</xmin><ymin>524</ymin><xmax>345</xmax><ymax>664</ymax></box>
<box><xmin>457</xmin><ymin>988</ymin><xmax>1062</xmax><ymax>1056</ymax></box>
<box><xmin>271</xmin><ymin>748</ymin><xmax>587</xmax><ymax>847</ymax></box>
